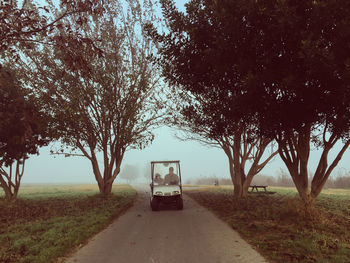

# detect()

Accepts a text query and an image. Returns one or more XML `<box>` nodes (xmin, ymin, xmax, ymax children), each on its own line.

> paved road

<box><xmin>64</xmin><ymin>187</ymin><xmax>268</xmax><ymax>263</ymax></box>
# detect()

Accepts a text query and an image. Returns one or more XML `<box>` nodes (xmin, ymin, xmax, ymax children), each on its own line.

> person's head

<box><xmin>169</xmin><ymin>167</ymin><xmax>174</xmax><ymax>174</ymax></box>
<box><xmin>155</xmin><ymin>173</ymin><xmax>161</xmax><ymax>179</ymax></box>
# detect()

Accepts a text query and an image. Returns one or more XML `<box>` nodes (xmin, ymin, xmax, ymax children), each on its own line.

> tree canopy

<box><xmin>16</xmin><ymin>0</ymin><xmax>164</xmax><ymax>195</ymax></box>
<box><xmin>0</xmin><ymin>66</ymin><xmax>50</xmax><ymax>200</ymax></box>
<box><xmin>0</xmin><ymin>66</ymin><xmax>49</xmax><ymax>166</ymax></box>
<box><xmin>0</xmin><ymin>0</ymin><xmax>103</xmax><ymax>60</ymax></box>
<box><xmin>150</xmin><ymin>0</ymin><xmax>350</xmax><ymax>205</ymax></box>
<box><xmin>148</xmin><ymin>0</ymin><xmax>277</xmax><ymax>197</ymax></box>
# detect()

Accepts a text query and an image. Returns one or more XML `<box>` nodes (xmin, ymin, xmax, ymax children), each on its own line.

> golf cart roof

<box><xmin>151</xmin><ymin>160</ymin><xmax>180</xmax><ymax>164</ymax></box>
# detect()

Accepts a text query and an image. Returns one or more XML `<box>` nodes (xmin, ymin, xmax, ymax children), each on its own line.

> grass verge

<box><xmin>185</xmin><ymin>187</ymin><xmax>350</xmax><ymax>263</ymax></box>
<box><xmin>0</xmin><ymin>184</ymin><xmax>137</xmax><ymax>263</ymax></box>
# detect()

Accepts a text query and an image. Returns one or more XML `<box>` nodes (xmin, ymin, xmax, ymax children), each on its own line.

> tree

<box><xmin>18</xmin><ymin>0</ymin><xmax>163</xmax><ymax>196</ymax></box>
<box><xmin>169</xmin><ymin>93</ymin><xmax>277</xmax><ymax>197</ymax></box>
<box><xmin>150</xmin><ymin>0</ymin><xmax>350</xmax><ymax>206</ymax></box>
<box><xmin>119</xmin><ymin>164</ymin><xmax>139</xmax><ymax>184</ymax></box>
<box><xmin>0</xmin><ymin>66</ymin><xmax>50</xmax><ymax>200</ymax></box>
<box><xmin>148</xmin><ymin>0</ymin><xmax>277</xmax><ymax>197</ymax></box>
<box><xmin>244</xmin><ymin>0</ymin><xmax>350</xmax><ymax>207</ymax></box>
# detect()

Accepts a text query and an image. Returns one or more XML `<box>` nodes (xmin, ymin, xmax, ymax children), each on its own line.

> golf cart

<box><xmin>150</xmin><ymin>160</ymin><xmax>183</xmax><ymax>211</ymax></box>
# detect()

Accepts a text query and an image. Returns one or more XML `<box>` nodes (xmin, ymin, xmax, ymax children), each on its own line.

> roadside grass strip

<box><xmin>0</xmin><ymin>185</ymin><xmax>137</xmax><ymax>263</ymax></box>
<box><xmin>185</xmin><ymin>187</ymin><xmax>350</xmax><ymax>263</ymax></box>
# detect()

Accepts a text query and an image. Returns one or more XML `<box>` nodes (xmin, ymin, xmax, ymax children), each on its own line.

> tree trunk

<box><xmin>222</xmin><ymin>133</ymin><xmax>277</xmax><ymax>198</ymax></box>
<box><xmin>222</xmin><ymin>134</ymin><xmax>277</xmax><ymax>198</ymax></box>
<box><xmin>232</xmin><ymin>133</ymin><xmax>243</xmax><ymax>197</ymax></box>
<box><xmin>241</xmin><ymin>174</ymin><xmax>254</xmax><ymax>197</ymax></box>
<box><xmin>278</xmin><ymin>126</ymin><xmax>350</xmax><ymax>209</ymax></box>
<box><xmin>277</xmin><ymin>126</ymin><xmax>313</xmax><ymax>208</ymax></box>
<box><xmin>0</xmin><ymin>159</ymin><xmax>24</xmax><ymax>202</ymax></box>
<box><xmin>311</xmin><ymin>139</ymin><xmax>350</xmax><ymax>199</ymax></box>
<box><xmin>225</xmin><ymin>151</ymin><xmax>243</xmax><ymax>197</ymax></box>
<box><xmin>95</xmin><ymin>169</ymin><xmax>115</xmax><ymax>196</ymax></box>
<box><xmin>100</xmin><ymin>179</ymin><xmax>113</xmax><ymax>196</ymax></box>
<box><xmin>0</xmin><ymin>181</ymin><xmax>15</xmax><ymax>201</ymax></box>
<box><xmin>285</xmin><ymin>166</ymin><xmax>316</xmax><ymax>211</ymax></box>
<box><xmin>90</xmin><ymin>154</ymin><xmax>122</xmax><ymax>197</ymax></box>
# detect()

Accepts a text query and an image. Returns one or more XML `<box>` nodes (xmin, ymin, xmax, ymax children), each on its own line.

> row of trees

<box><xmin>1</xmin><ymin>0</ymin><xmax>350</xmax><ymax>209</ymax></box>
<box><xmin>0</xmin><ymin>0</ymin><xmax>163</xmax><ymax>200</ymax></box>
<box><xmin>147</xmin><ymin>0</ymin><xmax>350</xmax><ymax>207</ymax></box>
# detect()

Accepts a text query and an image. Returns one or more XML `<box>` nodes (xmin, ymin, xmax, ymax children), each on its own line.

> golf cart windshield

<box><xmin>152</xmin><ymin>161</ymin><xmax>181</xmax><ymax>186</ymax></box>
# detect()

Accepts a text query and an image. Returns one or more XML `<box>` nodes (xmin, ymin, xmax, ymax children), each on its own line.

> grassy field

<box><xmin>0</xmin><ymin>184</ymin><xmax>137</xmax><ymax>263</ymax></box>
<box><xmin>185</xmin><ymin>186</ymin><xmax>350</xmax><ymax>263</ymax></box>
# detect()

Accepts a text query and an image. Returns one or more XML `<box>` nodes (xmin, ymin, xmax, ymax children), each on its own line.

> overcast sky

<box><xmin>20</xmin><ymin>0</ymin><xmax>350</xmax><ymax>184</ymax></box>
<box><xmin>22</xmin><ymin>125</ymin><xmax>350</xmax><ymax>184</ymax></box>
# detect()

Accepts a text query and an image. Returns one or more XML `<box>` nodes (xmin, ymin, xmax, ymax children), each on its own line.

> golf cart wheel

<box><xmin>151</xmin><ymin>197</ymin><xmax>159</xmax><ymax>211</ymax></box>
<box><xmin>176</xmin><ymin>197</ymin><xmax>183</xmax><ymax>210</ymax></box>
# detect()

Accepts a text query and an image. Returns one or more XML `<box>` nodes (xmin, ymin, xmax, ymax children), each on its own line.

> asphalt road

<box><xmin>64</xmin><ymin>186</ymin><xmax>268</xmax><ymax>263</ymax></box>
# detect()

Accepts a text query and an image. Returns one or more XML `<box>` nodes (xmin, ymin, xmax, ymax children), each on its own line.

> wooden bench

<box><xmin>249</xmin><ymin>185</ymin><xmax>276</xmax><ymax>194</ymax></box>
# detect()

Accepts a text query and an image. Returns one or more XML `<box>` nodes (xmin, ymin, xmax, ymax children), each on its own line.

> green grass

<box><xmin>0</xmin><ymin>184</ymin><xmax>137</xmax><ymax>263</ymax></box>
<box><xmin>185</xmin><ymin>187</ymin><xmax>350</xmax><ymax>263</ymax></box>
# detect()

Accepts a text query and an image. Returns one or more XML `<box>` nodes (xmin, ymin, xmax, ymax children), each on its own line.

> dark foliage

<box><xmin>149</xmin><ymin>0</ymin><xmax>350</xmax><ymax>203</ymax></box>
<box><xmin>0</xmin><ymin>67</ymin><xmax>50</xmax><ymax>167</ymax></box>
<box><xmin>150</xmin><ymin>0</ymin><xmax>350</xmax><ymax>139</ymax></box>
<box><xmin>0</xmin><ymin>0</ymin><xmax>104</xmax><ymax>60</ymax></box>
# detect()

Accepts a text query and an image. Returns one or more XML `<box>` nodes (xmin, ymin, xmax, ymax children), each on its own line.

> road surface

<box><xmin>64</xmin><ymin>187</ymin><xmax>268</xmax><ymax>263</ymax></box>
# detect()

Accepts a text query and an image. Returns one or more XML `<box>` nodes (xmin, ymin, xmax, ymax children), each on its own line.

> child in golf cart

<box><xmin>154</xmin><ymin>173</ymin><xmax>164</xmax><ymax>185</ymax></box>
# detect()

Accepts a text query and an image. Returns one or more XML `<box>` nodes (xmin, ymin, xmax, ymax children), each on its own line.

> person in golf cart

<box><xmin>154</xmin><ymin>173</ymin><xmax>164</xmax><ymax>185</ymax></box>
<box><xmin>164</xmin><ymin>167</ymin><xmax>179</xmax><ymax>185</ymax></box>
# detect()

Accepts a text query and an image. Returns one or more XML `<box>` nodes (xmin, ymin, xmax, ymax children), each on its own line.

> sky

<box><xmin>22</xmin><ymin>125</ymin><xmax>350</xmax><ymax>184</ymax></box>
<box><xmin>16</xmin><ymin>0</ymin><xmax>350</xmax><ymax>184</ymax></box>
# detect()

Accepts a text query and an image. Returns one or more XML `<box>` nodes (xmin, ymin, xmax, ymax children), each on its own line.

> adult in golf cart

<box><xmin>150</xmin><ymin>161</ymin><xmax>183</xmax><ymax>211</ymax></box>
<box><xmin>164</xmin><ymin>167</ymin><xmax>179</xmax><ymax>185</ymax></box>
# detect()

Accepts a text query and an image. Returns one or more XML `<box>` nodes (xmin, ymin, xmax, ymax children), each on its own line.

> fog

<box><xmin>21</xmin><ymin>126</ymin><xmax>350</xmax><ymax>184</ymax></box>
<box><xmin>22</xmin><ymin>127</ymin><xmax>229</xmax><ymax>184</ymax></box>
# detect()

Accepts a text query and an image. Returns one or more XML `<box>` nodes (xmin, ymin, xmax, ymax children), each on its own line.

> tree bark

<box><xmin>277</xmin><ymin>125</ymin><xmax>350</xmax><ymax>208</ymax></box>
<box><xmin>101</xmin><ymin>180</ymin><xmax>113</xmax><ymax>196</ymax></box>
<box><xmin>0</xmin><ymin>159</ymin><xmax>25</xmax><ymax>201</ymax></box>
<box><xmin>88</xmin><ymin>145</ymin><xmax>124</xmax><ymax>196</ymax></box>
<box><xmin>311</xmin><ymin>139</ymin><xmax>350</xmax><ymax>199</ymax></box>
<box><xmin>233</xmin><ymin>133</ymin><xmax>243</xmax><ymax>197</ymax></box>
<box><xmin>0</xmin><ymin>176</ymin><xmax>14</xmax><ymax>200</ymax></box>
<box><xmin>278</xmin><ymin>127</ymin><xmax>313</xmax><ymax>208</ymax></box>
<box><xmin>241</xmin><ymin>174</ymin><xmax>254</xmax><ymax>197</ymax></box>
<box><xmin>221</xmin><ymin>132</ymin><xmax>277</xmax><ymax>198</ymax></box>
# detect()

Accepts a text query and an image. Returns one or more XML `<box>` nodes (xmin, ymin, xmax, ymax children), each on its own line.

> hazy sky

<box><xmin>23</xmin><ymin>125</ymin><xmax>350</xmax><ymax>184</ymax></box>
<box><xmin>19</xmin><ymin>0</ymin><xmax>350</xmax><ymax>183</ymax></box>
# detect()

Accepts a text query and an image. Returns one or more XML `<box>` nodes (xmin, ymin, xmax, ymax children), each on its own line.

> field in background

<box><xmin>0</xmin><ymin>184</ymin><xmax>137</xmax><ymax>263</ymax></box>
<box><xmin>184</xmin><ymin>185</ymin><xmax>350</xmax><ymax>197</ymax></box>
<box><xmin>185</xmin><ymin>186</ymin><xmax>350</xmax><ymax>263</ymax></box>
